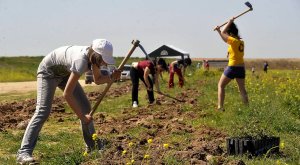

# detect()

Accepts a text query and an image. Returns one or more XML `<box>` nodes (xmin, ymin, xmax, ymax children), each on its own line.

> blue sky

<box><xmin>0</xmin><ymin>0</ymin><xmax>299</xmax><ymax>58</ymax></box>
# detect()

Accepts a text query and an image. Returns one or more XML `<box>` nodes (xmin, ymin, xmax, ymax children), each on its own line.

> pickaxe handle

<box><xmin>154</xmin><ymin>90</ymin><xmax>184</xmax><ymax>102</ymax></box>
<box><xmin>89</xmin><ymin>39</ymin><xmax>140</xmax><ymax>116</ymax></box>
<box><xmin>214</xmin><ymin>8</ymin><xmax>252</xmax><ymax>31</ymax></box>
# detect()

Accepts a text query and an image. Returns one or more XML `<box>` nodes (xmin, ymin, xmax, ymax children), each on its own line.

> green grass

<box><xmin>0</xmin><ymin>118</ymin><xmax>85</xmax><ymax>165</ymax></box>
<box><xmin>0</xmin><ymin>57</ymin><xmax>299</xmax><ymax>164</ymax></box>
<box><xmin>0</xmin><ymin>56</ymin><xmax>153</xmax><ymax>82</ymax></box>
<box><xmin>0</xmin><ymin>91</ymin><xmax>37</xmax><ymax>102</ymax></box>
<box><xmin>0</xmin><ymin>56</ymin><xmax>43</xmax><ymax>82</ymax></box>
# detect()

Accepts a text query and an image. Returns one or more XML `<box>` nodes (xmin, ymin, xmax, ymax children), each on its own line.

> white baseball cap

<box><xmin>91</xmin><ymin>39</ymin><xmax>115</xmax><ymax>65</ymax></box>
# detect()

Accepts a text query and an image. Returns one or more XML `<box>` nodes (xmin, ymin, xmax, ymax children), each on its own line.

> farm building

<box><xmin>148</xmin><ymin>45</ymin><xmax>190</xmax><ymax>60</ymax></box>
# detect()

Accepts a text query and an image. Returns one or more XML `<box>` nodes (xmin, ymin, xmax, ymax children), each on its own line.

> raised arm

<box><xmin>215</xmin><ymin>18</ymin><xmax>234</xmax><ymax>43</ymax></box>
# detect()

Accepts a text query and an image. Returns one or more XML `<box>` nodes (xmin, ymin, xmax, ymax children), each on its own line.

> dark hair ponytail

<box><xmin>157</xmin><ymin>58</ymin><xmax>168</xmax><ymax>71</ymax></box>
<box><xmin>184</xmin><ymin>58</ymin><xmax>192</xmax><ymax>66</ymax></box>
<box><xmin>227</xmin><ymin>22</ymin><xmax>240</xmax><ymax>38</ymax></box>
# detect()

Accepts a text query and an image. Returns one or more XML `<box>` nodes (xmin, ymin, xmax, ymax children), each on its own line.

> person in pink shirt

<box><xmin>130</xmin><ymin>58</ymin><xmax>168</xmax><ymax>107</ymax></box>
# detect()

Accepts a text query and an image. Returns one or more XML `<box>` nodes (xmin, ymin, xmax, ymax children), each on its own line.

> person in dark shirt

<box><xmin>263</xmin><ymin>61</ymin><xmax>269</xmax><ymax>73</ymax></box>
<box><xmin>130</xmin><ymin>58</ymin><xmax>168</xmax><ymax>107</ymax></box>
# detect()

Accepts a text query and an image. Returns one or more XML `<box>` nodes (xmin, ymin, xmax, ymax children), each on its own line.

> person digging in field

<box><xmin>130</xmin><ymin>58</ymin><xmax>168</xmax><ymax>108</ymax></box>
<box><xmin>251</xmin><ymin>66</ymin><xmax>255</xmax><ymax>75</ymax></box>
<box><xmin>263</xmin><ymin>61</ymin><xmax>269</xmax><ymax>73</ymax></box>
<box><xmin>168</xmin><ymin>57</ymin><xmax>192</xmax><ymax>88</ymax></box>
<box><xmin>16</xmin><ymin>39</ymin><xmax>121</xmax><ymax>164</ymax></box>
<box><xmin>215</xmin><ymin>18</ymin><xmax>249</xmax><ymax>111</ymax></box>
<box><xmin>204</xmin><ymin>60</ymin><xmax>210</xmax><ymax>71</ymax></box>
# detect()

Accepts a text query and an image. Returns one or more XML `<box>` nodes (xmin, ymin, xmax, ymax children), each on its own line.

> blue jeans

<box><xmin>18</xmin><ymin>76</ymin><xmax>96</xmax><ymax>155</ymax></box>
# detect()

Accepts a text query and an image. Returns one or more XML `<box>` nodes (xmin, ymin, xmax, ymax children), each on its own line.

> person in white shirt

<box><xmin>17</xmin><ymin>39</ymin><xmax>121</xmax><ymax>164</ymax></box>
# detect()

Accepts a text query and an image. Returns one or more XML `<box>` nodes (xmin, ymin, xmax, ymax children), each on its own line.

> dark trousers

<box><xmin>130</xmin><ymin>67</ymin><xmax>154</xmax><ymax>105</ymax></box>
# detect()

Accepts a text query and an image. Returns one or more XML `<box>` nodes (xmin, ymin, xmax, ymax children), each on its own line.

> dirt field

<box><xmin>0</xmin><ymin>80</ymin><xmax>88</xmax><ymax>94</ymax></box>
<box><xmin>0</xmin><ymin>81</ymin><xmax>130</xmax><ymax>131</ymax></box>
<box><xmin>0</xmin><ymin>81</ymin><xmax>36</xmax><ymax>94</ymax></box>
<box><xmin>0</xmin><ymin>80</ymin><xmax>242</xmax><ymax>164</ymax></box>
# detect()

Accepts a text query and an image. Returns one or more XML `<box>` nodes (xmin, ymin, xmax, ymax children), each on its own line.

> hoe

<box><xmin>89</xmin><ymin>40</ymin><xmax>140</xmax><ymax>116</ymax></box>
<box><xmin>214</xmin><ymin>1</ymin><xmax>253</xmax><ymax>31</ymax></box>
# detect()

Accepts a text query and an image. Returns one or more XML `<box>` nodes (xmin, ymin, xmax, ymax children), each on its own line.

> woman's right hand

<box><xmin>147</xmin><ymin>86</ymin><xmax>153</xmax><ymax>91</ymax></box>
<box><xmin>111</xmin><ymin>69</ymin><xmax>121</xmax><ymax>81</ymax></box>
<box><xmin>81</xmin><ymin>114</ymin><xmax>93</xmax><ymax>124</ymax></box>
<box><xmin>145</xmin><ymin>84</ymin><xmax>152</xmax><ymax>91</ymax></box>
<box><xmin>214</xmin><ymin>26</ymin><xmax>221</xmax><ymax>32</ymax></box>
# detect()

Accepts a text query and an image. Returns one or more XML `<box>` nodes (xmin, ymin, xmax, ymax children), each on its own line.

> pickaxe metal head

<box><xmin>245</xmin><ymin>1</ymin><xmax>253</xmax><ymax>11</ymax></box>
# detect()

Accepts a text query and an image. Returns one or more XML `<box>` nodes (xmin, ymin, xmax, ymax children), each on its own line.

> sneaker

<box><xmin>217</xmin><ymin>107</ymin><xmax>225</xmax><ymax>112</ymax></box>
<box><xmin>16</xmin><ymin>153</ymin><xmax>35</xmax><ymax>164</ymax></box>
<box><xmin>132</xmin><ymin>101</ymin><xmax>138</xmax><ymax>108</ymax></box>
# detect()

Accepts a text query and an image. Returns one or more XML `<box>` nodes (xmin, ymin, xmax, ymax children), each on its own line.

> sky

<box><xmin>0</xmin><ymin>0</ymin><xmax>299</xmax><ymax>58</ymax></box>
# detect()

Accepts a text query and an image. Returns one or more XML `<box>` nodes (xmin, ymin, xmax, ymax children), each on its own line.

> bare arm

<box><xmin>215</xmin><ymin>18</ymin><xmax>234</xmax><ymax>43</ymax></box>
<box><xmin>170</xmin><ymin>61</ymin><xmax>177</xmax><ymax>72</ymax></box>
<box><xmin>64</xmin><ymin>72</ymin><xmax>92</xmax><ymax>124</ymax></box>
<box><xmin>154</xmin><ymin>72</ymin><xmax>161</xmax><ymax>92</ymax></box>
<box><xmin>143</xmin><ymin>67</ymin><xmax>152</xmax><ymax>90</ymax></box>
<box><xmin>91</xmin><ymin>65</ymin><xmax>112</xmax><ymax>85</ymax></box>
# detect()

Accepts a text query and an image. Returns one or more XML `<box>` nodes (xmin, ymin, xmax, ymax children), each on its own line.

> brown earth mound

<box><xmin>0</xmin><ymin>83</ymin><xmax>132</xmax><ymax>131</ymax></box>
<box><xmin>93</xmin><ymin>105</ymin><xmax>228</xmax><ymax>164</ymax></box>
<box><xmin>0</xmin><ymin>82</ymin><xmax>239</xmax><ymax>164</ymax></box>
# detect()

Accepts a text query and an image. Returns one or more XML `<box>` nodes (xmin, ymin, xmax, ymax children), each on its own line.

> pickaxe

<box><xmin>214</xmin><ymin>1</ymin><xmax>253</xmax><ymax>31</ymax></box>
<box><xmin>154</xmin><ymin>90</ymin><xmax>185</xmax><ymax>102</ymax></box>
<box><xmin>137</xmin><ymin>44</ymin><xmax>164</xmax><ymax>80</ymax></box>
<box><xmin>135</xmin><ymin>44</ymin><xmax>184</xmax><ymax>103</ymax></box>
<box><xmin>89</xmin><ymin>40</ymin><xmax>140</xmax><ymax>116</ymax></box>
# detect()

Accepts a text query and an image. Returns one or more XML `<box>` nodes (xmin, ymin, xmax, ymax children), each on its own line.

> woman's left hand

<box><xmin>215</xmin><ymin>26</ymin><xmax>221</xmax><ymax>32</ymax></box>
<box><xmin>111</xmin><ymin>69</ymin><xmax>121</xmax><ymax>81</ymax></box>
<box><xmin>82</xmin><ymin>114</ymin><xmax>93</xmax><ymax>124</ymax></box>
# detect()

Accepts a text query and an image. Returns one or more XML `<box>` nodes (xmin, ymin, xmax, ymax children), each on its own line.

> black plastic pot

<box><xmin>226</xmin><ymin>136</ymin><xmax>280</xmax><ymax>156</ymax></box>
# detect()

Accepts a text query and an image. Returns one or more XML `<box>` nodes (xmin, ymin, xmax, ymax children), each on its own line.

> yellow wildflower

<box><xmin>279</xmin><ymin>141</ymin><xmax>285</xmax><ymax>150</ymax></box>
<box><xmin>144</xmin><ymin>154</ymin><xmax>150</xmax><ymax>159</ymax></box>
<box><xmin>163</xmin><ymin>143</ymin><xmax>169</xmax><ymax>149</ymax></box>
<box><xmin>83</xmin><ymin>151</ymin><xmax>88</xmax><ymax>157</ymax></box>
<box><xmin>92</xmin><ymin>133</ymin><xmax>98</xmax><ymax>141</ymax></box>
<box><xmin>276</xmin><ymin>160</ymin><xmax>281</xmax><ymax>165</ymax></box>
<box><xmin>131</xmin><ymin>159</ymin><xmax>135</xmax><ymax>163</ymax></box>
<box><xmin>122</xmin><ymin>150</ymin><xmax>127</xmax><ymax>155</ymax></box>
<box><xmin>128</xmin><ymin>142</ymin><xmax>134</xmax><ymax>147</ymax></box>
<box><xmin>147</xmin><ymin>139</ymin><xmax>153</xmax><ymax>144</ymax></box>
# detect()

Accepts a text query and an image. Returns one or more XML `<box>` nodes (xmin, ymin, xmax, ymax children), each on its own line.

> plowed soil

<box><xmin>0</xmin><ymin>81</ymin><xmax>242</xmax><ymax>164</ymax></box>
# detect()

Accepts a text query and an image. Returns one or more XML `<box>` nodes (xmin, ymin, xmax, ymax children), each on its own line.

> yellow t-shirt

<box><xmin>227</xmin><ymin>36</ymin><xmax>244</xmax><ymax>66</ymax></box>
